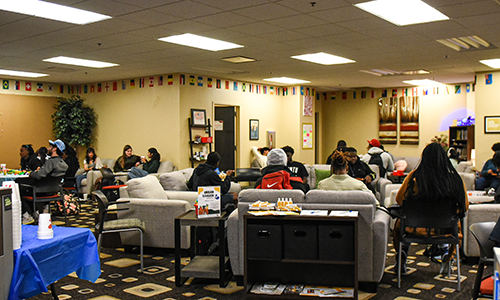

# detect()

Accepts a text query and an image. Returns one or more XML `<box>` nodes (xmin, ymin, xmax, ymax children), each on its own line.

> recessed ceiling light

<box><xmin>291</xmin><ymin>52</ymin><xmax>355</xmax><ymax>65</ymax></box>
<box><xmin>480</xmin><ymin>59</ymin><xmax>500</xmax><ymax>69</ymax></box>
<box><xmin>263</xmin><ymin>77</ymin><xmax>310</xmax><ymax>84</ymax></box>
<box><xmin>1</xmin><ymin>0</ymin><xmax>111</xmax><ymax>25</ymax></box>
<box><xmin>402</xmin><ymin>70</ymin><xmax>430</xmax><ymax>75</ymax></box>
<box><xmin>221</xmin><ymin>56</ymin><xmax>256</xmax><ymax>63</ymax></box>
<box><xmin>43</xmin><ymin>56</ymin><xmax>119</xmax><ymax>68</ymax></box>
<box><xmin>355</xmin><ymin>0</ymin><xmax>449</xmax><ymax>26</ymax></box>
<box><xmin>403</xmin><ymin>79</ymin><xmax>441</xmax><ymax>86</ymax></box>
<box><xmin>158</xmin><ymin>33</ymin><xmax>244</xmax><ymax>51</ymax></box>
<box><xmin>0</xmin><ymin>69</ymin><xmax>48</xmax><ymax>78</ymax></box>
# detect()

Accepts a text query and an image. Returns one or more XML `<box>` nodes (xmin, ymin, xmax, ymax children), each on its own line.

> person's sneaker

<box><xmin>22</xmin><ymin>212</ymin><xmax>34</xmax><ymax>225</ymax></box>
<box><xmin>488</xmin><ymin>188</ymin><xmax>496</xmax><ymax>196</ymax></box>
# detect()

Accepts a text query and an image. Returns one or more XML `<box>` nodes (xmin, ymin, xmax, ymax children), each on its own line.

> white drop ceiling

<box><xmin>0</xmin><ymin>0</ymin><xmax>499</xmax><ymax>91</ymax></box>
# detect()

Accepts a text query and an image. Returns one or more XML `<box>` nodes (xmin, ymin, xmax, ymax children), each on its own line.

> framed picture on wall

<box><xmin>267</xmin><ymin>131</ymin><xmax>276</xmax><ymax>149</ymax></box>
<box><xmin>302</xmin><ymin>123</ymin><xmax>313</xmax><ymax>149</ymax></box>
<box><xmin>191</xmin><ymin>109</ymin><xmax>207</xmax><ymax>127</ymax></box>
<box><xmin>485</xmin><ymin>116</ymin><xmax>500</xmax><ymax>133</ymax></box>
<box><xmin>250</xmin><ymin>119</ymin><xmax>259</xmax><ymax>140</ymax></box>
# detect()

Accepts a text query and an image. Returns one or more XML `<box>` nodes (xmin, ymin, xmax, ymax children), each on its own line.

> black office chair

<box><xmin>18</xmin><ymin>176</ymin><xmax>67</xmax><ymax>224</ymax></box>
<box><xmin>396</xmin><ymin>199</ymin><xmax>462</xmax><ymax>291</ymax></box>
<box><xmin>93</xmin><ymin>190</ymin><xmax>145</xmax><ymax>272</ymax></box>
<box><xmin>470</xmin><ymin>222</ymin><xmax>496</xmax><ymax>299</ymax></box>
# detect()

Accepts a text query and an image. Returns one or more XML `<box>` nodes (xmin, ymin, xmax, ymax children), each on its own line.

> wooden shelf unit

<box><xmin>244</xmin><ymin>213</ymin><xmax>358</xmax><ymax>299</ymax></box>
<box><xmin>449</xmin><ymin>125</ymin><xmax>474</xmax><ymax>161</ymax></box>
<box><xmin>188</xmin><ymin>118</ymin><xmax>212</xmax><ymax>168</ymax></box>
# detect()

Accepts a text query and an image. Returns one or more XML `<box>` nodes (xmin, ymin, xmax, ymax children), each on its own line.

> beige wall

<box><xmin>317</xmin><ymin>88</ymin><xmax>472</xmax><ymax>162</ymax></box>
<box><xmin>0</xmin><ymin>94</ymin><xmax>57</xmax><ymax>168</ymax></box>
<box><xmin>475</xmin><ymin>71</ymin><xmax>500</xmax><ymax>165</ymax></box>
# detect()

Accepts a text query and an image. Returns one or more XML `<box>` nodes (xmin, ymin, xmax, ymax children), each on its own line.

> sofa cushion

<box><xmin>315</xmin><ymin>169</ymin><xmax>331</xmax><ymax>187</ymax></box>
<box><xmin>159</xmin><ymin>171</ymin><xmax>189</xmax><ymax>191</ymax></box>
<box><xmin>157</xmin><ymin>161</ymin><xmax>175</xmax><ymax>174</ymax></box>
<box><xmin>127</xmin><ymin>175</ymin><xmax>167</xmax><ymax>199</ymax></box>
<box><xmin>181</xmin><ymin>168</ymin><xmax>194</xmax><ymax>181</ymax></box>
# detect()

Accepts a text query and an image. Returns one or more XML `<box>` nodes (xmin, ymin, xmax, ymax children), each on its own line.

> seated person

<box><xmin>448</xmin><ymin>147</ymin><xmax>460</xmax><ymax>169</ymax></box>
<box><xmin>19</xmin><ymin>144</ymin><xmax>41</xmax><ymax>172</ymax></box>
<box><xmin>476</xmin><ymin>143</ymin><xmax>500</xmax><ymax>192</ymax></box>
<box><xmin>326</xmin><ymin>139</ymin><xmax>347</xmax><ymax>165</ymax></box>
<box><xmin>318</xmin><ymin>150</ymin><xmax>372</xmax><ymax>195</ymax></box>
<box><xmin>254</xmin><ymin>148</ymin><xmax>309</xmax><ymax>193</ymax></box>
<box><xmin>36</xmin><ymin>146</ymin><xmax>50</xmax><ymax>166</ymax></box>
<box><xmin>19</xmin><ymin>139</ymin><xmax>69</xmax><ymax>224</ymax></box>
<box><xmin>76</xmin><ymin>147</ymin><xmax>103</xmax><ymax>193</ymax></box>
<box><xmin>187</xmin><ymin>152</ymin><xmax>236</xmax><ymax>213</ymax></box>
<box><xmin>129</xmin><ymin>148</ymin><xmax>161</xmax><ymax>179</ymax></box>
<box><xmin>361</xmin><ymin>138</ymin><xmax>394</xmax><ymax>178</ymax></box>
<box><xmin>345</xmin><ymin>147</ymin><xmax>377</xmax><ymax>195</ymax></box>
<box><xmin>282</xmin><ymin>145</ymin><xmax>309</xmax><ymax>186</ymax></box>
<box><xmin>251</xmin><ymin>146</ymin><xmax>269</xmax><ymax>168</ymax></box>
<box><xmin>63</xmin><ymin>142</ymin><xmax>79</xmax><ymax>178</ymax></box>
<box><xmin>113</xmin><ymin>144</ymin><xmax>141</xmax><ymax>172</ymax></box>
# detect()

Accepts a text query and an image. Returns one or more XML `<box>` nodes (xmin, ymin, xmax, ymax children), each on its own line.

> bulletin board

<box><xmin>302</xmin><ymin>123</ymin><xmax>313</xmax><ymax>149</ymax></box>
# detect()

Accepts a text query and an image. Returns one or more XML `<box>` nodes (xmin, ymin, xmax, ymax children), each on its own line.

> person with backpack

<box><xmin>318</xmin><ymin>150</ymin><xmax>372</xmax><ymax>194</ymax></box>
<box><xmin>255</xmin><ymin>148</ymin><xmax>308</xmax><ymax>193</ymax></box>
<box><xmin>361</xmin><ymin>138</ymin><xmax>394</xmax><ymax>178</ymax></box>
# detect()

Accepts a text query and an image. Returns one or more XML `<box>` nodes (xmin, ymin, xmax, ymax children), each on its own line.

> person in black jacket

<box><xmin>19</xmin><ymin>144</ymin><xmax>41</xmax><ymax>172</ymax></box>
<box><xmin>345</xmin><ymin>147</ymin><xmax>376</xmax><ymax>195</ymax></box>
<box><xmin>187</xmin><ymin>152</ymin><xmax>235</xmax><ymax>213</ymax></box>
<box><xmin>254</xmin><ymin>148</ymin><xmax>309</xmax><ymax>193</ymax></box>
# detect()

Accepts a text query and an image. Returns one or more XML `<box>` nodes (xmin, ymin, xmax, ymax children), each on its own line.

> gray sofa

<box><xmin>463</xmin><ymin>203</ymin><xmax>500</xmax><ymax>257</ymax></box>
<box><xmin>227</xmin><ymin>189</ymin><xmax>390</xmax><ymax>290</ymax></box>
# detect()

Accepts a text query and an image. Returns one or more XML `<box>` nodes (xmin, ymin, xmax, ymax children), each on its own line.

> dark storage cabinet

<box><xmin>244</xmin><ymin>213</ymin><xmax>358</xmax><ymax>299</ymax></box>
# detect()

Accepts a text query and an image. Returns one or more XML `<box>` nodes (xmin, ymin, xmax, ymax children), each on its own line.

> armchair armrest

<box><xmin>372</xmin><ymin>209</ymin><xmax>391</xmax><ymax>282</ymax></box>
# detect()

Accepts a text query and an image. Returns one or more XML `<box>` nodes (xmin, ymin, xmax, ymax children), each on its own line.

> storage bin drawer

<box><xmin>247</xmin><ymin>224</ymin><xmax>282</xmax><ymax>260</ymax></box>
<box><xmin>318</xmin><ymin>224</ymin><xmax>354</xmax><ymax>261</ymax></box>
<box><xmin>283</xmin><ymin>224</ymin><xmax>317</xmax><ymax>259</ymax></box>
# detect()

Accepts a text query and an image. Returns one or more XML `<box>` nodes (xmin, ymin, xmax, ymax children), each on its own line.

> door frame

<box><xmin>213</xmin><ymin>103</ymin><xmax>240</xmax><ymax>169</ymax></box>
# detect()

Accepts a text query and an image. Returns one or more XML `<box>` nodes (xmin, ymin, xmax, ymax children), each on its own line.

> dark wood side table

<box><xmin>175</xmin><ymin>210</ymin><xmax>232</xmax><ymax>287</ymax></box>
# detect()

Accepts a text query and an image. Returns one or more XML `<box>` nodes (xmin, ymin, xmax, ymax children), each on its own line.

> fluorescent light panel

<box><xmin>437</xmin><ymin>35</ymin><xmax>491</xmax><ymax>51</ymax></box>
<box><xmin>222</xmin><ymin>56</ymin><xmax>256</xmax><ymax>63</ymax></box>
<box><xmin>263</xmin><ymin>77</ymin><xmax>310</xmax><ymax>84</ymax></box>
<box><xmin>292</xmin><ymin>52</ymin><xmax>355</xmax><ymax>65</ymax></box>
<box><xmin>1</xmin><ymin>0</ymin><xmax>111</xmax><ymax>25</ymax></box>
<box><xmin>355</xmin><ymin>0</ymin><xmax>449</xmax><ymax>26</ymax></box>
<box><xmin>0</xmin><ymin>69</ymin><xmax>48</xmax><ymax>78</ymax></box>
<box><xmin>403</xmin><ymin>79</ymin><xmax>441</xmax><ymax>86</ymax></box>
<box><xmin>158</xmin><ymin>33</ymin><xmax>243</xmax><ymax>51</ymax></box>
<box><xmin>480</xmin><ymin>59</ymin><xmax>500</xmax><ymax>69</ymax></box>
<box><xmin>43</xmin><ymin>56</ymin><xmax>118</xmax><ymax>68</ymax></box>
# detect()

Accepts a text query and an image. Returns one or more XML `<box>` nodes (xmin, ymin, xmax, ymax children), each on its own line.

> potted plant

<box><xmin>52</xmin><ymin>95</ymin><xmax>97</xmax><ymax>151</ymax></box>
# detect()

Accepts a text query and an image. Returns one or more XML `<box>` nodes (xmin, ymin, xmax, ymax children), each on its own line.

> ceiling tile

<box><xmin>267</xmin><ymin>14</ymin><xmax>328</xmax><ymax>30</ymax></box>
<box><xmin>233</xmin><ymin>3</ymin><xmax>300</xmax><ymax>21</ymax></box>
<box><xmin>153</xmin><ymin>1</ymin><xmax>222</xmax><ymax>19</ymax></box>
<box><xmin>194</xmin><ymin>12</ymin><xmax>255</xmax><ymax>27</ymax></box>
<box><xmin>118</xmin><ymin>10</ymin><xmax>183</xmax><ymax>25</ymax></box>
<box><xmin>293</xmin><ymin>24</ymin><xmax>350</xmax><ymax>37</ymax></box>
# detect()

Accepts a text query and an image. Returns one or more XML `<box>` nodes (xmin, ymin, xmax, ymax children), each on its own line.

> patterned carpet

<box><xmin>27</xmin><ymin>201</ymin><xmax>491</xmax><ymax>300</ymax></box>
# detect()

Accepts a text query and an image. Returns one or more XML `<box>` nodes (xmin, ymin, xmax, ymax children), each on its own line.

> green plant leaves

<box><xmin>52</xmin><ymin>95</ymin><xmax>96</xmax><ymax>147</ymax></box>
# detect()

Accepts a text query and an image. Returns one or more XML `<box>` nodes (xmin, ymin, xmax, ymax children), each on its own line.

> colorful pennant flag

<box><xmin>112</xmin><ymin>81</ymin><xmax>117</xmax><ymax>91</ymax></box>
<box><xmin>158</xmin><ymin>76</ymin><xmax>163</xmax><ymax>86</ymax></box>
<box><xmin>466</xmin><ymin>84</ymin><xmax>471</xmax><ymax>93</ymax></box>
<box><xmin>168</xmin><ymin>75</ymin><xmax>173</xmax><ymax>85</ymax></box>
<box><xmin>382</xmin><ymin>89</ymin><xmax>387</xmax><ymax>97</ymax></box>
<box><xmin>225</xmin><ymin>80</ymin><xmax>230</xmax><ymax>90</ymax></box>
<box><xmin>139</xmin><ymin>78</ymin><xmax>145</xmax><ymax>88</ymax></box>
<box><xmin>2</xmin><ymin>80</ymin><xmax>8</xmax><ymax>89</ymax></box>
<box><xmin>233</xmin><ymin>82</ymin><xmax>238</xmax><ymax>91</ymax></box>
<box><xmin>130</xmin><ymin>79</ymin><xmax>135</xmax><ymax>89</ymax></box>
<box><xmin>330</xmin><ymin>92</ymin><xmax>336</xmax><ymax>100</ymax></box>
<box><xmin>189</xmin><ymin>75</ymin><xmax>195</xmax><ymax>86</ymax></box>
<box><xmin>292</xmin><ymin>87</ymin><xmax>296</xmax><ymax>95</ymax></box>
<box><xmin>242</xmin><ymin>83</ymin><xmax>246</xmax><ymax>92</ymax></box>
<box><xmin>149</xmin><ymin>77</ymin><xmax>154</xmax><ymax>87</ymax></box>
<box><xmin>207</xmin><ymin>78</ymin><xmax>212</xmax><ymax>88</ymax></box>
<box><xmin>121</xmin><ymin>81</ymin><xmax>126</xmax><ymax>90</ymax></box>
<box><xmin>37</xmin><ymin>83</ymin><xmax>43</xmax><ymax>92</ymax></box>
<box><xmin>486</xmin><ymin>74</ymin><xmax>493</xmax><ymax>85</ymax></box>
<box><xmin>342</xmin><ymin>92</ymin><xmax>347</xmax><ymax>100</ymax></box>
<box><xmin>216</xmin><ymin>79</ymin><xmax>221</xmax><ymax>89</ymax></box>
<box><xmin>197</xmin><ymin>76</ymin><xmax>203</xmax><ymax>87</ymax></box>
<box><xmin>179</xmin><ymin>74</ymin><xmax>185</xmax><ymax>85</ymax></box>
<box><xmin>90</xmin><ymin>84</ymin><xmax>95</xmax><ymax>93</ymax></box>
<box><xmin>97</xmin><ymin>83</ymin><xmax>102</xmax><ymax>92</ymax></box>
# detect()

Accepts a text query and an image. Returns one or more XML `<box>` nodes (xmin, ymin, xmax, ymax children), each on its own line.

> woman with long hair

<box><xmin>128</xmin><ymin>147</ymin><xmax>162</xmax><ymax>178</ymax></box>
<box><xmin>20</xmin><ymin>144</ymin><xmax>41</xmax><ymax>171</ymax></box>
<box><xmin>317</xmin><ymin>150</ymin><xmax>371</xmax><ymax>192</ymax></box>
<box><xmin>36</xmin><ymin>146</ymin><xmax>49</xmax><ymax>166</ymax></box>
<box><xmin>76</xmin><ymin>147</ymin><xmax>103</xmax><ymax>193</ymax></box>
<box><xmin>394</xmin><ymin>142</ymin><xmax>468</xmax><ymax>274</ymax></box>
<box><xmin>113</xmin><ymin>145</ymin><xmax>140</xmax><ymax>172</ymax></box>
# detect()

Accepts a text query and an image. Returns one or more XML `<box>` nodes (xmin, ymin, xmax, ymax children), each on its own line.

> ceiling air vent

<box><xmin>437</xmin><ymin>35</ymin><xmax>494</xmax><ymax>51</ymax></box>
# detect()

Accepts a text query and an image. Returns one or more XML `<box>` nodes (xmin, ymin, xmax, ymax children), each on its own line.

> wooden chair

<box><xmin>396</xmin><ymin>199</ymin><xmax>462</xmax><ymax>291</ymax></box>
<box><xmin>93</xmin><ymin>190</ymin><xmax>145</xmax><ymax>272</ymax></box>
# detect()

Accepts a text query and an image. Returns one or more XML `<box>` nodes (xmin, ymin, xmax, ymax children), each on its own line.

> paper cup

<box><xmin>37</xmin><ymin>213</ymin><xmax>54</xmax><ymax>239</ymax></box>
<box><xmin>83</xmin><ymin>193</ymin><xmax>88</xmax><ymax>200</ymax></box>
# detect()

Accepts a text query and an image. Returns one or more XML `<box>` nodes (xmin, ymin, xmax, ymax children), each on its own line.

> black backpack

<box><xmin>368</xmin><ymin>153</ymin><xmax>386</xmax><ymax>177</ymax></box>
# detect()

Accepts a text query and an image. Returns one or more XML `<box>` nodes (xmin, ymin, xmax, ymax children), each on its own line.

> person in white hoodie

<box><xmin>360</xmin><ymin>139</ymin><xmax>394</xmax><ymax>178</ymax></box>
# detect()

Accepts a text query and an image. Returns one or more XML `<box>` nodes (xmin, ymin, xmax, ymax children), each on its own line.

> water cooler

<box><xmin>0</xmin><ymin>188</ymin><xmax>13</xmax><ymax>300</ymax></box>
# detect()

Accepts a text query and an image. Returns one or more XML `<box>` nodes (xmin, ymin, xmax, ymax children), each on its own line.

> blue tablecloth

<box><xmin>9</xmin><ymin>225</ymin><xmax>101</xmax><ymax>300</ymax></box>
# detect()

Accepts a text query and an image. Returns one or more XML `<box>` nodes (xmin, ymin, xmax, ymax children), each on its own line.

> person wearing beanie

<box><xmin>476</xmin><ymin>143</ymin><xmax>500</xmax><ymax>192</ymax></box>
<box><xmin>254</xmin><ymin>148</ymin><xmax>309</xmax><ymax>193</ymax></box>
<box><xmin>187</xmin><ymin>152</ymin><xmax>236</xmax><ymax>213</ymax></box>
<box><xmin>360</xmin><ymin>138</ymin><xmax>394</xmax><ymax>178</ymax></box>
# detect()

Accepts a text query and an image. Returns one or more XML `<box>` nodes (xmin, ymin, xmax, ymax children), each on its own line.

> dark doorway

<box><xmin>214</xmin><ymin>106</ymin><xmax>236</xmax><ymax>171</ymax></box>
